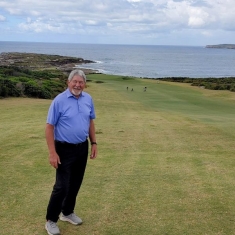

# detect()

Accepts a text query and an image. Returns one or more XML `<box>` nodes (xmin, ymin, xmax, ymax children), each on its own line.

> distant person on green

<box><xmin>45</xmin><ymin>69</ymin><xmax>98</xmax><ymax>235</ymax></box>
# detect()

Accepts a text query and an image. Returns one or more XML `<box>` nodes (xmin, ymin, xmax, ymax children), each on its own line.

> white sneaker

<box><xmin>45</xmin><ymin>221</ymin><xmax>60</xmax><ymax>235</ymax></box>
<box><xmin>60</xmin><ymin>212</ymin><xmax>83</xmax><ymax>225</ymax></box>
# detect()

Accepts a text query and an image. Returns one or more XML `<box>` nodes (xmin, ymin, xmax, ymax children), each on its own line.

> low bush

<box><xmin>0</xmin><ymin>66</ymin><xmax>66</xmax><ymax>99</ymax></box>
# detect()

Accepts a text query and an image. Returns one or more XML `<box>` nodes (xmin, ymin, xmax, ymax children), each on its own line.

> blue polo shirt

<box><xmin>47</xmin><ymin>89</ymin><xmax>96</xmax><ymax>144</ymax></box>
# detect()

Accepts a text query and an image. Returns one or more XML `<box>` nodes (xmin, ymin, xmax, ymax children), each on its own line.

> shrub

<box><xmin>0</xmin><ymin>86</ymin><xmax>9</xmax><ymax>97</ymax></box>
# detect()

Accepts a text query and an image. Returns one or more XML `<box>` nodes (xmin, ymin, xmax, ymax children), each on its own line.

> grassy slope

<box><xmin>1</xmin><ymin>75</ymin><xmax>235</xmax><ymax>235</ymax></box>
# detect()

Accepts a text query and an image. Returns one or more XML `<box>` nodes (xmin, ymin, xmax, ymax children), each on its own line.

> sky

<box><xmin>0</xmin><ymin>0</ymin><xmax>235</xmax><ymax>46</ymax></box>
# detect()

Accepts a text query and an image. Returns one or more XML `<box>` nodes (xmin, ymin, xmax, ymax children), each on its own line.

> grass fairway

<box><xmin>1</xmin><ymin>74</ymin><xmax>235</xmax><ymax>235</ymax></box>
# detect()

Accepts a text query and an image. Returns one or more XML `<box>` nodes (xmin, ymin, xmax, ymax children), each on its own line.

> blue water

<box><xmin>0</xmin><ymin>41</ymin><xmax>235</xmax><ymax>78</ymax></box>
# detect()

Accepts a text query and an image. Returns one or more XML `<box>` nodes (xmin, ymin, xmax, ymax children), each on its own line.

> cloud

<box><xmin>18</xmin><ymin>20</ymin><xmax>60</xmax><ymax>33</ymax></box>
<box><xmin>0</xmin><ymin>0</ymin><xmax>235</xmax><ymax>45</ymax></box>
<box><xmin>187</xmin><ymin>7</ymin><xmax>210</xmax><ymax>27</ymax></box>
<box><xmin>0</xmin><ymin>14</ymin><xmax>6</xmax><ymax>21</ymax></box>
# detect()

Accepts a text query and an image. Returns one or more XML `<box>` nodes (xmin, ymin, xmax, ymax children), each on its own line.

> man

<box><xmin>45</xmin><ymin>69</ymin><xmax>98</xmax><ymax>235</ymax></box>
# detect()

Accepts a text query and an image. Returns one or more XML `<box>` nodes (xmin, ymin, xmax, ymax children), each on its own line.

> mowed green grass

<box><xmin>1</xmin><ymin>74</ymin><xmax>235</xmax><ymax>235</ymax></box>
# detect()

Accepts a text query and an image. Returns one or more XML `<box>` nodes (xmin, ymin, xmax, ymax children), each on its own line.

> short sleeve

<box><xmin>90</xmin><ymin>98</ymin><xmax>96</xmax><ymax>120</ymax></box>
<box><xmin>46</xmin><ymin>99</ymin><xmax>60</xmax><ymax>125</ymax></box>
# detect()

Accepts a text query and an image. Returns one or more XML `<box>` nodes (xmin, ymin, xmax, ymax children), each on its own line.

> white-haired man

<box><xmin>45</xmin><ymin>69</ymin><xmax>98</xmax><ymax>235</ymax></box>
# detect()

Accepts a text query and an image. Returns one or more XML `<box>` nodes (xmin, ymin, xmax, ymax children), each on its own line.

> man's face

<box><xmin>68</xmin><ymin>75</ymin><xmax>86</xmax><ymax>97</ymax></box>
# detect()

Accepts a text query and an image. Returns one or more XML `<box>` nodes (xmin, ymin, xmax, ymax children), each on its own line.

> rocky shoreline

<box><xmin>0</xmin><ymin>52</ymin><xmax>99</xmax><ymax>74</ymax></box>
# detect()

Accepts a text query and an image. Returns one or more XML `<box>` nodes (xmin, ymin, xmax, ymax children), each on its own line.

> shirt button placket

<box><xmin>77</xmin><ymin>99</ymin><xmax>80</xmax><ymax>112</ymax></box>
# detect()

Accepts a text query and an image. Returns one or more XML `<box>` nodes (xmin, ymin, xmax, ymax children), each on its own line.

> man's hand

<box><xmin>45</xmin><ymin>124</ymin><xmax>60</xmax><ymax>168</ymax></box>
<box><xmin>90</xmin><ymin>144</ymin><xmax>98</xmax><ymax>159</ymax></box>
<box><xmin>49</xmin><ymin>152</ymin><xmax>61</xmax><ymax>168</ymax></box>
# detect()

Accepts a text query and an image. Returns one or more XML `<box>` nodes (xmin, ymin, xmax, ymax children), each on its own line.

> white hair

<box><xmin>68</xmin><ymin>69</ymin><xmax>86</xmax><ymax>82</ymax></box>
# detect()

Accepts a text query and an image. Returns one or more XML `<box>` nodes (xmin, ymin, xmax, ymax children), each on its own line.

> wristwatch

<box><xmin>91</xmin><ymin>142</ymin><xmax>97</xmax><ymax>145</ymax></box>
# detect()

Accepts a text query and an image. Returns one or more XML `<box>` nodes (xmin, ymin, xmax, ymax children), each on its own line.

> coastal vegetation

<box><xmin>1</xmin><ymin>52</ymin><xmax>235</xmax><ymax>99</ymax></box>
<box><xmin>0</xmin><ymin>52</ymin><xmax>95</xmax><ymax>99</ymax></box>
<box><xmin>1</xmin><ymin>74</ymin><xmax>235</xmax><ymax>234</ymax></box>
<box><xmin>156</xmin><ymin>77</ymin><xmax>235</xmax><ymax>92</ymax></box>
<box><xmin>0</xmin><ymin>65</ymin><xmax>67</xmax><ymax>98</ymax></box>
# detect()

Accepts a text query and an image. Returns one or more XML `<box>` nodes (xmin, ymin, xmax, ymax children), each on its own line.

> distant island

<box><xmin>206</xmin><ymin>44</ymin><xmax>235</xmax><ymax>49</ymax></box>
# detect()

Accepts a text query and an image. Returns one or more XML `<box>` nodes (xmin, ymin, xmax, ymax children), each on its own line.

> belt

<box><xmin>55</xmin><ymin>140</ymin><xmax>87</xmax><ymax>147</ymax></box>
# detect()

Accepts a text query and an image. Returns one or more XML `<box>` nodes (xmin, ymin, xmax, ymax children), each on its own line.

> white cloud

<box><xmin>84</xmin><ymin>20</ymin><xmax>99</xmax><ymax>26</ymax></box>
<box><xmin>187</xmin><ymin>7</ymin><xmax>210</xmax><ymax>27</ymax></box>
<box><xmin>127</xmin><ymin>0</ymin><xmax>142</xmax><ymax>2</ymax></box>
<box><xmin>18</xmin><ymin>19</ymin><xmax>65</xmax><ymax>33</ymax></box>
<box><xmin>0</xmin><ymin>15</ymin><xmax>6</xmax><ymax>21</ymax></box>
<box><xmin>201</xmin><ymin>30</ymin><xmax>212</xmax><ymax>37</ymax></box>
<box><xmin>188</xmin><ymin>17</ymin><xmax>205</xmax><ymax>27</ymax></box>
<box><xmin>0</xmin><ymin>0</ymin><xmax>235</xmax><ymax>45</ymax></box>
<box><xmin>26</xmin><ymin>17</ymin><xmax>31</xmax><ymax>23</ymax></box>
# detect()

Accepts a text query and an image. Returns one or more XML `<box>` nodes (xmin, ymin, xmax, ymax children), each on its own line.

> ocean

<box><xmin>0</xmin><ymin>41</ymin><xmax>235</xmax><ymax>78</ymax></box>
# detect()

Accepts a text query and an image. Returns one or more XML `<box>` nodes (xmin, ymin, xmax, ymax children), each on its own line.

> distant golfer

<box><xmin>127</xmin><ymin>86</ymin><xmax>128</xmax><ymax>91</ymax></box>
<box><xmin>45</xmin><ymin>69</ymin><xmax>98</xmax><ymax>235</ymax></box>
<box><xmin>131</xmin><ymin>88</ymin><xmax>134</xmax><ymax>91</ymax></box>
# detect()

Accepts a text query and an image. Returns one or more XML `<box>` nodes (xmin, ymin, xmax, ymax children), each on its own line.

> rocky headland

<box><xmin>0</xmin><ymin>52</ymin><xmax>98</xmax><ymax>74</ymax></box>
<box><xmin>206</xmin><ymin>44</ymin><xmax>235</xmax><ymax>49</ymax></box>
<box><xmin>0</xmin><ymin>52</ymin><xmax>100</xmax><ymax>99</ymax></box>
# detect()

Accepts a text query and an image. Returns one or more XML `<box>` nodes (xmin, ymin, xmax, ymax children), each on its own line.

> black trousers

<box><xmin>46</xmin><ymin>140</ymin><xmax>88</xmax><ymax>222</ymax></box>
